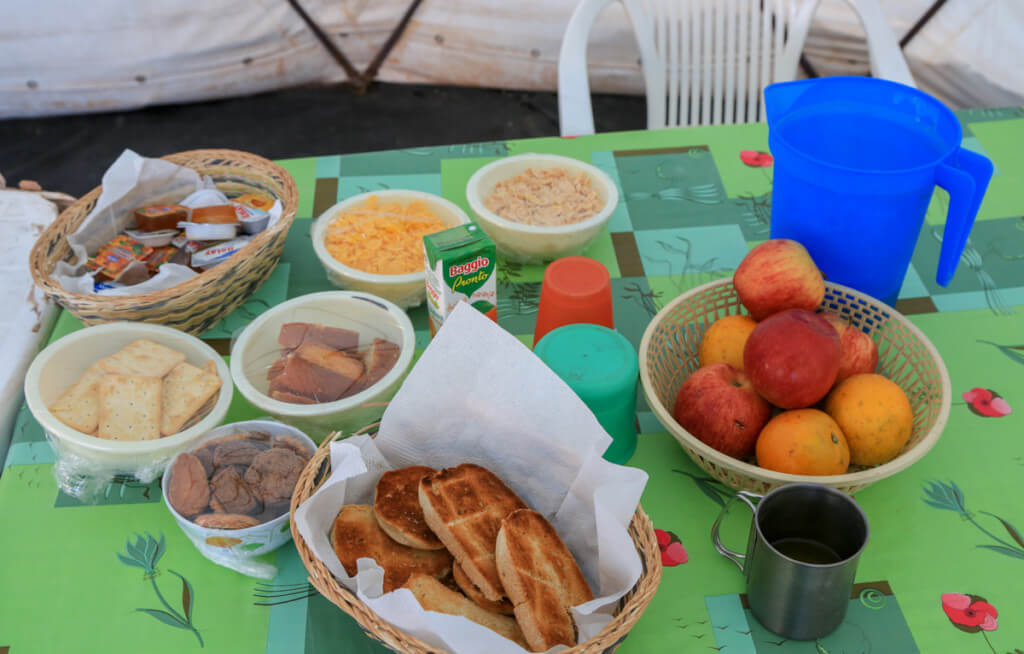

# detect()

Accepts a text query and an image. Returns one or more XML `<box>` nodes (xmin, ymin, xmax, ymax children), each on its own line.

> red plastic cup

<box><xmin>533</xmin><ymin>256</ymin><xmax>614</xmax><ymax>346</ymax></box>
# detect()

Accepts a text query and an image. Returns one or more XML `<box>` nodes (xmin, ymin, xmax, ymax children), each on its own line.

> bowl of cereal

<box><xmin>465</xmin><ymin>153</ymin><xmax>619</xmax><ymax>263</ymax></box>
<box><xmin>311</xmin><ymin>190</ymin><xmax>470</xmax><ymax>308</ymax></box>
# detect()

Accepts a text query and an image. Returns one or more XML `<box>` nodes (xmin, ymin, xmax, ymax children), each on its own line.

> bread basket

<box><xmin>290</xmin><ymin>427</ymin><xmax>663</xmax><ymax>653</ymax></box>
<box><xmin>29</xmin><ymin>149</ymin><xmax>298</xmax><ymax>335</ymax></box>
<box><xmin>639</xmin><ymin>279</ymin><xmax>951</xmax><ymax>495</ymax></box>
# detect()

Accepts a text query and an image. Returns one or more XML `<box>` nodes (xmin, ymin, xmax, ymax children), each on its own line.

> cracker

<box><xmin>161</xmin><ymin>362</ymin><xmax>222</xmax><ymax>436</ymax></box>
<box><xmin>202</xmin><ymin>359</ymin><xmax>219</xmax><ymax>376</ymax></box>
<box><xmin>178</xmin><ymin>394</ymin><xmax>218</xmax><ymax>433</ymax></box>
<box><xmin>49</xmin><ymin>363</ymin><xmax>107</xmax><ymax>434</ymax></box>
<box><xmin>98</xmin><ymin>339</ymin><xmax>186</xmax><ymax>377</ymax></box>
<box><xmin>97</xmin><ymin>374</ymin><xmax>162</xmax><ymax>441</ymax></box>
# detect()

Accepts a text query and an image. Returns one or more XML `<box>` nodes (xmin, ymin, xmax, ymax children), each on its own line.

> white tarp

<box><xmin>0</xmin><ymin>0</ymin><xmax>1020</xmax><ymax>118</ymax></box>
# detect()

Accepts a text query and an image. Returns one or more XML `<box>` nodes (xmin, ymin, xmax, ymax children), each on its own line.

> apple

<box><xmin>733</xmin><ymin>239</ymin><xmax>825</xmax><ymax>321</ymax></box>
<box><xmin>821</xmin><ymin>312</ymin><xmax>879</xmax><ymax>382</ymax></box>
<box><xmin>743</xmin><ymin>309</ymin><xmax>840</xmax><ymax>409</ymax></box>
<box><xmin>672</xmin><ymin>363</ymin><xmax>772</xmax><ymax>459</ymax></box>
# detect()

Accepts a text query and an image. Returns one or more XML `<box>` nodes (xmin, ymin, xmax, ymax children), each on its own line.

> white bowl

<box><xmin>162</xmin><ymin>419</ymin><xmax>316</xmax><ymax>561</ymax></box>
<box><xmin>311</xmin><ymin>189</ymin><xmax>471</xmax><ymax>309</ymax></box>
<box><xmin>23</xmin><ymin>322</ymin><xmax>233</xmax><ymax>474</ymax></box>
<box><xmin>229</xmin><ymin>290</ymin><xmax>415</xmax><ymax>440</ymax></box>
<box><xmin>465</xmin><ymin>153</ymin><xmax>619</xmax><ymax>263</ymax></box>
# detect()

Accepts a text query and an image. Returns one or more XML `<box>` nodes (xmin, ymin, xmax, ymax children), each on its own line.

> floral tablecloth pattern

<box><xmin>2</xmin><ymin>108</ymin><xmax>1023</xmax><ymax>653</ymax></box>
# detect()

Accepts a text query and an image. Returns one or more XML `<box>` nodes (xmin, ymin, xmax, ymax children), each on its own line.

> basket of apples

<box><xmin>638</xmin><ymin>239</ymin><xmax>951</xmax><ymax>495</ymax></box>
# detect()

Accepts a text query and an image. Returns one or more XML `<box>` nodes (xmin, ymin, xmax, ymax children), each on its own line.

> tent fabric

<box><xmin>0</xmin><ymin>0</ymin><xmax>1020</xmax><ymax>119</ymax></box>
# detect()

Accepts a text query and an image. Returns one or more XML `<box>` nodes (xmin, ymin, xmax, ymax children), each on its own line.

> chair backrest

<box><xmin>642</xmin><ymin>0</ymin><xmax>818</xmax><ymax>127</ymax></box>
<box><xmin>558</xmin><ymin>0</ymin><xmax>914</xmax><ymax>135</ymax></box>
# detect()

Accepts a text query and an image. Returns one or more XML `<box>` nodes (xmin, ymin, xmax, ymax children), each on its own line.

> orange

<box><xmin>755</xmin><ymin>409</ymin><xmax>850</xmax><ymax>475</ymax></box>
<box><xmin>698</xmin><ymin>314</ymin><xmax>758</xmax><ymax>370</ymax></box>
<box><xmin>824</xmin><ymin>373</ymin><xmax>914</xmax><ymax>466</ymax></box>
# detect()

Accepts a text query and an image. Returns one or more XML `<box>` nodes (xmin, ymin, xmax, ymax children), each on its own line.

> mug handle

<box><xmin>934</xmin><ymin>147</ymin><xmax>995</xmax><ymax>287</ymax></box>
<box><xmin>711</xmin><ymin>490</ymin><xmax>760</xmax><ymax>573</ymax></box>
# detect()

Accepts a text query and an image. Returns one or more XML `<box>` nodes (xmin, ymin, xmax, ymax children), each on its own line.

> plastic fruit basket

<box><xmin>639</xmin><ymin>279</ymin><xmax>951</xmax><ymax>495</ymax></box>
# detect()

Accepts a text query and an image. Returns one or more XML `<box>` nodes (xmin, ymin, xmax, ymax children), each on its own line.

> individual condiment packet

<box><xmin>234</xmin><ymin>202</ymin><xmax>270</xmax><ymax>235</ymax></box>
<box><xmin>191</xmin><ymin>204</ymin><xmax>238</xmax><ymax>224</ymax></box>
<box><xmin>134</xmin><ymin>204</ymin><xmax>188</xmax><ymax>232</ymax></box>
<box><xmin>144</xmin><ymin>246</ymin><xmax>178</xmax><ymax>273</ymax></box>
<box><xmin>125</xmin><ymin>228</ymin><xmax>180</xmax><ymax>248</ymax></box>
<box><xmin>171</xmin><ymin>233</ymin><xmax>204</xmax><ymax>252</ymax></box>
<box><xmin>235</xmin><ymin>193</ymin><xmax>275</xmax><ymax>211</ymax></box>
<box><xmin>90</xmin><ymin>234</ymin><xmax>154</xmax><ymax>279</ymax></box>
<box><xmin>191</xmin><ymin>236</ymin><xmax>252</xmax><ymax>269</ymax></box>
<box><xmin>178</xmin><ymin>222</ymin><xmax>238</xmax><ymax>242</ymax></box>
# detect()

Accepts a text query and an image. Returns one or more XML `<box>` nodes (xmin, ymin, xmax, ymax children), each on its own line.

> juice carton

<box><xmin>424</xmin><ymin>224</ymin><xmax>497</xmax><ymax>337</ymax></box>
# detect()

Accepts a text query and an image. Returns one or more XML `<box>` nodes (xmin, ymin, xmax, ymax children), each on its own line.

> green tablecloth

<box><xmin>3</xmin><ymin>108</ymin><xmax>1024</xmax><ymax>653</ymax></box>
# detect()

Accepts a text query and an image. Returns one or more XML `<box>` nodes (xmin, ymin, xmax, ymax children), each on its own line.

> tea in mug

<box><xmin>771</xmin><ymin>537</ymin><xmax>843</xmax><ymax>565</ymax></box>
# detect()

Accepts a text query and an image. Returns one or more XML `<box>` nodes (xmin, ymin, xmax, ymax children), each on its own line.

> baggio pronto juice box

<box><xmin>424</xmin><ymin>223</ymin><xmax>497</xmax><ymax>337</ymax></box>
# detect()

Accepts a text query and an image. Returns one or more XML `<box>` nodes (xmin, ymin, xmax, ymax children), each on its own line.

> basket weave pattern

<box><xmin>640</xmin><ymin>279</ymin><xmax>951</xmax><ymax>495</ymax></box>
<box><xmin>289</xmin><ymin>430</ymin><xmax>663</xmax><ymax>654</ymax></box>
<box><xmin>29</xmin><ymin>149</ymin><xmax>298</xmax><ymax>335</ymax></box>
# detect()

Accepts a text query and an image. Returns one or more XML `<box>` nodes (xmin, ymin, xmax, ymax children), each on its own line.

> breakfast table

<box><xmin>2</xmin><ymin>106</ymin><xmax>1024</xmax><ymax>654</ymax></box>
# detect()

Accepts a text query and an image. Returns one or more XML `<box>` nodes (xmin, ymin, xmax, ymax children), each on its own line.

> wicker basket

<box><xmin>290</xmin><ymin>428</ymin><xmax>663</xmax><ymax>654</ymax></box>
<box><xmin>29</xmin><ymin>149</ymin><xmax>298</xmax><ymax>335</ymax></box>
<box><xmin>639</xmin><ymin>279</ymin><xmax>951</xmax><ymax>495</ymax></box>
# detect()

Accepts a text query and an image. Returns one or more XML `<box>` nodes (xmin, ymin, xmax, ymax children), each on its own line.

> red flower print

<box><xmin>963</xmin><ymin>388</ymin><xmax>1013</xmax><ymax>417</ymax></box>
<box><xmin>740</xmin><ymin>150</ymin><xmax>773</xmax><ymax>167</ymax></box>
<box><xmin>655</xmin><ymin>528</ymin><xmax>688</xmax><ymax>567</ymax></box>
<box><xmin>942</xmin><ymin>593</ymin><xmax>998</xmax><ymax>633</ymax></box>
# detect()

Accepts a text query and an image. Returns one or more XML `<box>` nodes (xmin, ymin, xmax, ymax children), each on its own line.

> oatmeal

<box><xmin>483</xmin><ymin>167</ymin><xmax>603</xmax><ymax>226</ymax></box>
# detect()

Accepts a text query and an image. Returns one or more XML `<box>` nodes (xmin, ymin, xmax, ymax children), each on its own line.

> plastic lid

<box><xmin>534</xmin><ymin>323</ymin><xmax>637</xmax><ymax>405</ymax></box>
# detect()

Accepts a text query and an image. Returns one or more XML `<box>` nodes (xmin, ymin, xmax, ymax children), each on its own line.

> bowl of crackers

<box><xmin>23</xmin><ymin>322</ymin><xmax>233</xmax><ymax>473</ymax></box>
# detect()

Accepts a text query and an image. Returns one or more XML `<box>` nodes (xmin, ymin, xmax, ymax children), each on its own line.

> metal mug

<box><xmin>710</xmin><ymin>483</ymin><xmax>870</xmax><ymax>640</ymax></box>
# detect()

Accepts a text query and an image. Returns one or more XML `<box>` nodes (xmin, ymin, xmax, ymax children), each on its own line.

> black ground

<box><xmin>0</xmin><ymin>82</ymin><xmax>647</xmax><ymax>197</ymax></box>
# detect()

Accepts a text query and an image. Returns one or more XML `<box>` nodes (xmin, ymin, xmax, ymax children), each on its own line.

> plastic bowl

<box><xmin>23</xmin><ymin>322</ymin><xmax>234</xmax><ymax>474</ymax></box>
<box><xmin>162</xmin><ymin>419</ymin><xmax>316</xmax><ymax>560</ymax></box>
<box><xmin>229</xmin><ymin>291</ymin><xmax>415</xmax><ymax>441</ymax></box>
<box><xmin>311</xmin><ymin>189</ymin><xmax>470</xmax><ymax>309</ymax></box>
<box><xmin>465</xmin><ymin>153</ymin><xmax>619</xmax><ymax>263</ymax></box>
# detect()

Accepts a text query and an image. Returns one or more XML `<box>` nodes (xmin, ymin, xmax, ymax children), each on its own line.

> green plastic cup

<box><xmin>534</xmin><ymin>323</ymin><xmax>639</xmax><ymax>464</ymax></box>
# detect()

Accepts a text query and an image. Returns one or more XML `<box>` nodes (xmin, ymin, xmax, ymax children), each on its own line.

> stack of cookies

<box><xmin>48</xmin><ymin>339</ymin><xmax>222</xmax><ymax>440</ymax></box>
<box><xmin>331</xmin><ymin>463</ymin><xmax>594</xmax><ymax>652</ymax></box>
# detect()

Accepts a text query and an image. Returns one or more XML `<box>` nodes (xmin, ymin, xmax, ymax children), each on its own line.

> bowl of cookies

<box><xmin>163</xmin><ymin>420</ymin><xmax>315</xmax><ymax>563</ymax></box>
<box><xmin>23</xmin><ymin>322</ymin><xmax>232</xmax><ymax>476</ymax></box>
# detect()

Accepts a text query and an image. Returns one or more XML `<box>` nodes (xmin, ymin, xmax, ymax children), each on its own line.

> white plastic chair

<box><xmin>558</xmin><ymin>0</ymin><xmax>915</xmax><ymax>136</ymax></box>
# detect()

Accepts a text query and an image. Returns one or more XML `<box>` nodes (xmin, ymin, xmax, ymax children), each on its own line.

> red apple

<box><xmin>733</xmin><ymin>239</ymin><xmax>825</xmax><ymax>321</ymax></box>
<box><xmin>672</xmin><ymin>363</ymin><xmax>772</xmax><ymax>459</ymax></box>
<box><xmin>821</xmin><ymin>312</ymin><xmax>879</xmax><ymax>383</ymax></box>
<box><xmin>743</xmin><ymin>309</ymin><xmax>840</xmax><ymax>409</ymax></box>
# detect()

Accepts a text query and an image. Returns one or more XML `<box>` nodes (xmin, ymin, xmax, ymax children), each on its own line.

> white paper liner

<box><xmin>296</xmin><ymin>303</ymin><xmax>648</xmax><ymax>654</ymax></box>
<box><xmin>53</xmin><ymin>149</ymin><xmax>282</xmax><ymax>296</ymax></box>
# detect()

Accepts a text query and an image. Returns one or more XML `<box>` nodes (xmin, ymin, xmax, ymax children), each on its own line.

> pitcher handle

<box><xmin>711</xmin><ymin>490</ymin><xmax>760</xmax><ymax>573</ymax></box>
<box><xmin>934</xmin><ymin>147</ymin><xmax>995</xmax><ymax>286</ymax></box>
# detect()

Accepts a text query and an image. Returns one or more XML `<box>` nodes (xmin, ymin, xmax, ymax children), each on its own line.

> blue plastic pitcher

<box><xmin>765</xmin><ymin>77</ymin><xmax>993</xmax><ymax>305</ymax></box>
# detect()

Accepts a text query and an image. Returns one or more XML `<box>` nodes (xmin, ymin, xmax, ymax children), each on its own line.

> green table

<box><xmin>3</xmin><ymin>108</ymin><xmax>1024</xmax><ymax>654</ymax></box>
